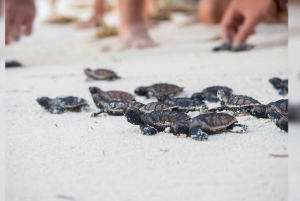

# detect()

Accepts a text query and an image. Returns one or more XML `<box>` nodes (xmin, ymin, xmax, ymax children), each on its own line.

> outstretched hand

<box><xmin>221</xmin><ymin>0</ymin><xmax>277</xmax><ymax>46</ymax></box>
<box><xmin>5</xmin><ymin>0</ymin><xmax>36</xmax><ymax>44</ymax></box>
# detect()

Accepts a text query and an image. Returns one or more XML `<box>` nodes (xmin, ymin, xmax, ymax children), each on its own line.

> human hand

<box><xmin>5</xmin><ymin>0</ymin><xmax>36</xmax><ymax>44</ymax></box>
<box><xmin>221</xmin><ymin>0</ymin><xmax>277</xmax><ymax>46</ymax></box>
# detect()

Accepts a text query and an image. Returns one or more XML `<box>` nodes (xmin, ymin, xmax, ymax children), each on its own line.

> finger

<box><xmin>23</xmin><ymin>16</ymin><xmax>34</xmax><ymax>36</ymax></box>
<box><xmin>5</xmin><ymin>14</ymin><xmax>14</xmax><ymax>44</ymax></box>
<box><xmin>233</xmin><ymin>14</ymin><xmax>261</xmax><ymax>45</ymax></box>
<box><xmin>12</xmin><ymin>17</ymin><xmax>23</xmax><ymax>42</ymax></box>
<box><xmin>221</xmin><ymin>6</ymin><xmax>239</xmax><ymax>43</ymax></box>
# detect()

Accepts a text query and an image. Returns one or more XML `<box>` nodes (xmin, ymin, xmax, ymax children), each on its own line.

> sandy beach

<box><xmin>5</xmin><ymin>1</ymin><xmax>288</xmax><ymax>201</ymax></box>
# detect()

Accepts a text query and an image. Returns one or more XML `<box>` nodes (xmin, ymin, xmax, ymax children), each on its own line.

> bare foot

<box><xmin>119</xmin><ymin>23</ymin><xmax>158</xmax><ymax>50</ymax></box>
<box><xmin>75</xmin><ymin>17</ymin><xmax>103</xmax><ymax>29</ymax></box>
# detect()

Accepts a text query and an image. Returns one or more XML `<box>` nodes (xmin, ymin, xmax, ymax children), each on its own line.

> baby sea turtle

<box><xmin>250</xmin><ymin>99</ymin><xmax>288</xmax><ymax>120</ymax></box>
<box><xmin>156</xmin><ymin>94</ymin><xmax>207</xmax><ymax>113</ymax></box>
<box><xmin>84</xmin><ymin>68</ymin><xmax>120</xmax><ymax>81</ymax></box>
<box><xmin>124</xmin><ymin>105</ymin><xmax>191</xmax><ymax>135</ymax></box>
<box><xmin>91</xmin><ymin>95</ymin><xmax>144</xmax><ymax>117</ymax></box>
<box><xmin>134</xmin><ymin>83</ymin><xmax>184</xmax><ymax>99</ymax></box>
<box><xmin>209</xmin><ymin>89</ymin><xmax>261</xmax><ymax>115</ymax></box>
<box><xmin>250</xmin><ymin>99</ymin><xmax>288</xmax><ymax>132</ymax></box>
<box><xmin>269</xmin><ymin>77</ymin><xmax>288</xmax><ymax>95</ymax></box>
<box><xmin>191</xmin><ymin>86</ymin><xmax>233</xmax><ymax>102</ymax></box>
<box><xmin>169</xmin><ymin>112</ymin><xmax>248</xmax><ymax>141</ymax></box>
<box><xmin>37</xmin><ymin>96</ymin><xmax>89</xmax><ymax>114</ymax></box>
<box><xmin>213</xmin><ymin>42</ymin><xmax>254</xmax><ymax>52</ymax></box>
<box><xmin>5</xmin><ymin>60</ymin><xmax>23</xmax><ymax>68</ymax></box>
<box><xmin>89</xmin><ymin>87</ymin><xmax>136</xmax><ymax>101</ymax></box>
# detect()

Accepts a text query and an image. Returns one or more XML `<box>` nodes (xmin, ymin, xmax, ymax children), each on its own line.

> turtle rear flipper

<box><xmin>227</xmin><ymin>123</ymin><xmax>248</xmax><ymax>134</ymax></box>
<box><xmin>140</xmin><ymin>124</ymin><xmax>158</xmax><ymax>135</ymax></box>
<box><xmin>189</xmin><ymin>127</ymin><xmax>208</xmax><ymax>141</ymax></box>
<box><xmin>48</xmin><ymin>105</ymin><xmax>66</xmax><ymax>114</ymax></box>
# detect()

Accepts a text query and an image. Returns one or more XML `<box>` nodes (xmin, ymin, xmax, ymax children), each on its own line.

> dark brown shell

<box><xmin>140</xmin><ymin>102</ymin><xmax>177</xmax><ymax>113</ymax></box>
<box><xmin>267</xmin><ymin>99</ymin><xmax>288</xmax><ymax>116</ymax></box>
<box><xmin>189</xmin><ymin>113</ymin><xmax>237</xmax><ymax>131</ymax></box>
<box><xmin>149</xmin><ymin>83</ymin><xmax>183</xmax><ymax>95</ymax></box>
<box><xmin>225</xmin><ymin>94</ymin><xmax>260</xmax><ymax>108</ymax></box>
<box><xmin>55</xmin><ymin>96</ymin><xmax>88</xmax><ymax>108</ymax></box>
<box><xmin>100</xmin><ymin>91</ymin><xmax>136</xmax><ymax>101</ymax></box>
<box><xmin>145</xmin><ymin>111</ymin><xmax>190</xmax><ymax>127</ymax></box>
<box><xmin>84</xmin><ymin>68</ymin><xmax>120</xmax><ymax>80</ymax></box>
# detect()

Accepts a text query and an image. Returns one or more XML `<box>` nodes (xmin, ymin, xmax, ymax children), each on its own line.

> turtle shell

<box><xmin>192</xmin><ymin>86</ymin><xmax>233</xmax><ymax>102</ymax></box>
<box><xmin>189</xmin><ymin>113</ymin><xmax>237</xmax><ymax>131</ymax></box>
<box><xmin>140</xmin><ymin>102</ymin><xmax>178</xmax><ymax>113</ymax></box>
<box><xmin>135</xmin><ymin>83</ymin><xmax>183</xmax><ymax>97</ymax></box>
<box><xmin>145</xmin><ymin>111</ymin><xmax>190</xmax><ymax>127</ymax></box>
<box><xmin>165</xmin><ymin>97</ymin><xmax>205</xmax><ymax>108</ymax></box>
<box><xmin>89</xmin><ymin>87</ymin><xmax>135</xmax><ymax>101</ymax></box>
<box><xmin>84</xmin><ymin>68</ymin><xmax>120</xmax><ymax>80</ymax></box>
<box><xmin>101</xmin><ymin>91</ymin><xmax>136</xmax><ymax>101</ymax></box>
<box><xmin>267</xmin><ymin>99</ymin><xmax>288</xmax><ymax>116</ymax></box>
<box><xmin>224</xmin><ymin>94</ymin><xmax>261</xmax><ymax>108</ymax></box>
<box><xmin>56</xmin><ymin>96</ymin><xmax>88</xmax><ymax>108</ymax></box>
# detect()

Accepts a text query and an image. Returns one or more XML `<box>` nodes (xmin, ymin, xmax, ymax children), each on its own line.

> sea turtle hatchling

<box><xmin>89</xmin><ymin>87</ymin><xmax>136</xmax><ymax>102</ymax></box>
<box><xmin>191</xmin><ymin>86</ymin><xmax>233</xmax><ymax>102</ymax></box>
<box><xmin>250</xmin><ymin>99</ymin><xmax>288</xmax><ymax>120</ymax></box>
<box><xmin>213</xmin><ymin>42</ymin><xmax>254</xmax><ymax>52</ymax></box>
<box><xmin>84</xmin><ymin>68</ymin><xmax>120</xmax><ymax>81</ymax></box>
<box><xmin>209</xmin><ymin>89</ymin><xmax>261</xmax><ymax>116</ymax></box>
<box><xmin>155</xmin><ymin>94</ymin><xmax>208</xmax><ymax>113</ymax></box>
<box><xmin>124</xmin><ymin>105</ymin><xmax>191</xmax><ymax>135</ymax></box>
<box><xmin>250</xmin><ymin>99</ymin><xmax>288</xmax><ymax>132</ymax></box>
<box><xmin>169</xmin><ymin>112</ymin><xmax>248</xmax><ymax>141</ymax></box>
<box><xmin>269</xmin><ymin>77</ymin><xmax>288</xmax><ymax>95</ymax></box>
<box><xmin>91</xmin><ymin>97</ymin><xmax>144</xmax><ymax>117</ymax></box>
<box><xmin>134</xmin><ymin>83</ymin><xmax>184</xmax><ymax>99</ymax></box>
<box><xmin>37</xmin><ymin>96</ymin><xmax>89</xmax><ymax>114</ymax></box>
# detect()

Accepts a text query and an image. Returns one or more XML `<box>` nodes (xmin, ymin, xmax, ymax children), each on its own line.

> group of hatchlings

<box><xmin>36</xmin><ymin>68</ymin><xmax>288</xmax><ymax>141</ymax></box>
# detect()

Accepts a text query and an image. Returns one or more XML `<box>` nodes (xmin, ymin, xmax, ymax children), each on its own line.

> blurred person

<box><xmin>5</xmin><ymin>0</ymin><xmax>36</xmax><ymax>45</ymax></box>
<box><xmin>118</xmin><ymin>0</ymin><xmax>158</xmax><ymax>50</ymax></box>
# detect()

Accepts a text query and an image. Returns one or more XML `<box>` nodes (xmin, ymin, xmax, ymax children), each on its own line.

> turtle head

<box><xmin>169</xmin><ymin>122</ymin><xmax>189</xmax><ymax>136</ymax></box>
<box><xmin>269</xmin><ymin>77</ymin><xmax>282</xmax><ymax>89</ymax></box>
<box><xmin>89</xmin><ymin>87</ymin><xmax>102</xmax><ymax>95</ymax></box>
<box><xmin>191</xmin><ymin>92</ymin><xmax>205</xmax><ymax>101</ymax></box>
<box><xmin>36</xmin><ymin>97</ymin><xmax>51</xmax><ymax>107</ymax></box>
<box><xmin>155</xmin><ymin>93</ymin><xmax>169</xmax><ymax>102</ymax></box>
<box><xmin>134</xmin><ymin>87</ymin><xmax>148</xmax><ymax>96</ymax></box>
<box><xmin>124</xmin><ymin>105</ymin><xmax>144</xmax><ymax>125</ymax></box>
<box><xmin>84</xmin><ymin>68</ymin><xmax>92</xmax><ymax>75</ymax></box>
<box><xmin>250</xmin><ymin>105</ymin><xmax>267</xmax><ymax>118</ymax></box>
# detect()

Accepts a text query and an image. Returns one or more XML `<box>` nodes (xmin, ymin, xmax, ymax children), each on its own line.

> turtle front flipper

<box><xmin>233</xmin><ymin>108</ymin><xmax>249</xmax><ymax>116</ymax></box>
<box><xmin>278</xmin><ymin>87</ymin><xmax>288</xmax><ymax>96</ymax></box>
<box><xmin>227</xmin><ymin>123</ymin><xmax>248</xmax><ymax>134</ymax></box>
<box><xmin>48</xmin><ymin>105</ymin><xmax>66</xmax><ymax>114</ymax></box>
<box><xmin>139</xmin><ymin>124</ymin><xmax>158</xmax><ymax>135</ymax></box>
<box><xmin>189</xmin><ymin>127</ymin><xmax>208</xmax><ymax>141</ymax></box>
<box><xmin>91</xmin><ymin>109</ymin><xmax>108</xmax><ymax>117</ymax></box>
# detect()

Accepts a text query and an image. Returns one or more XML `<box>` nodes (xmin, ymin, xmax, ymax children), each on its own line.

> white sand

<box><xmin>5</xmin><ymin>1</ymin><xmax>288</xmax><ymax>201</ymax></box>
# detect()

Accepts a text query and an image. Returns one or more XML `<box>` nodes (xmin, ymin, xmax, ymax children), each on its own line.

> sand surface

<box><xmin>5</xmin><ymin>1</ymin><xmax>288</xmax><ymax>201</ymax></box>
